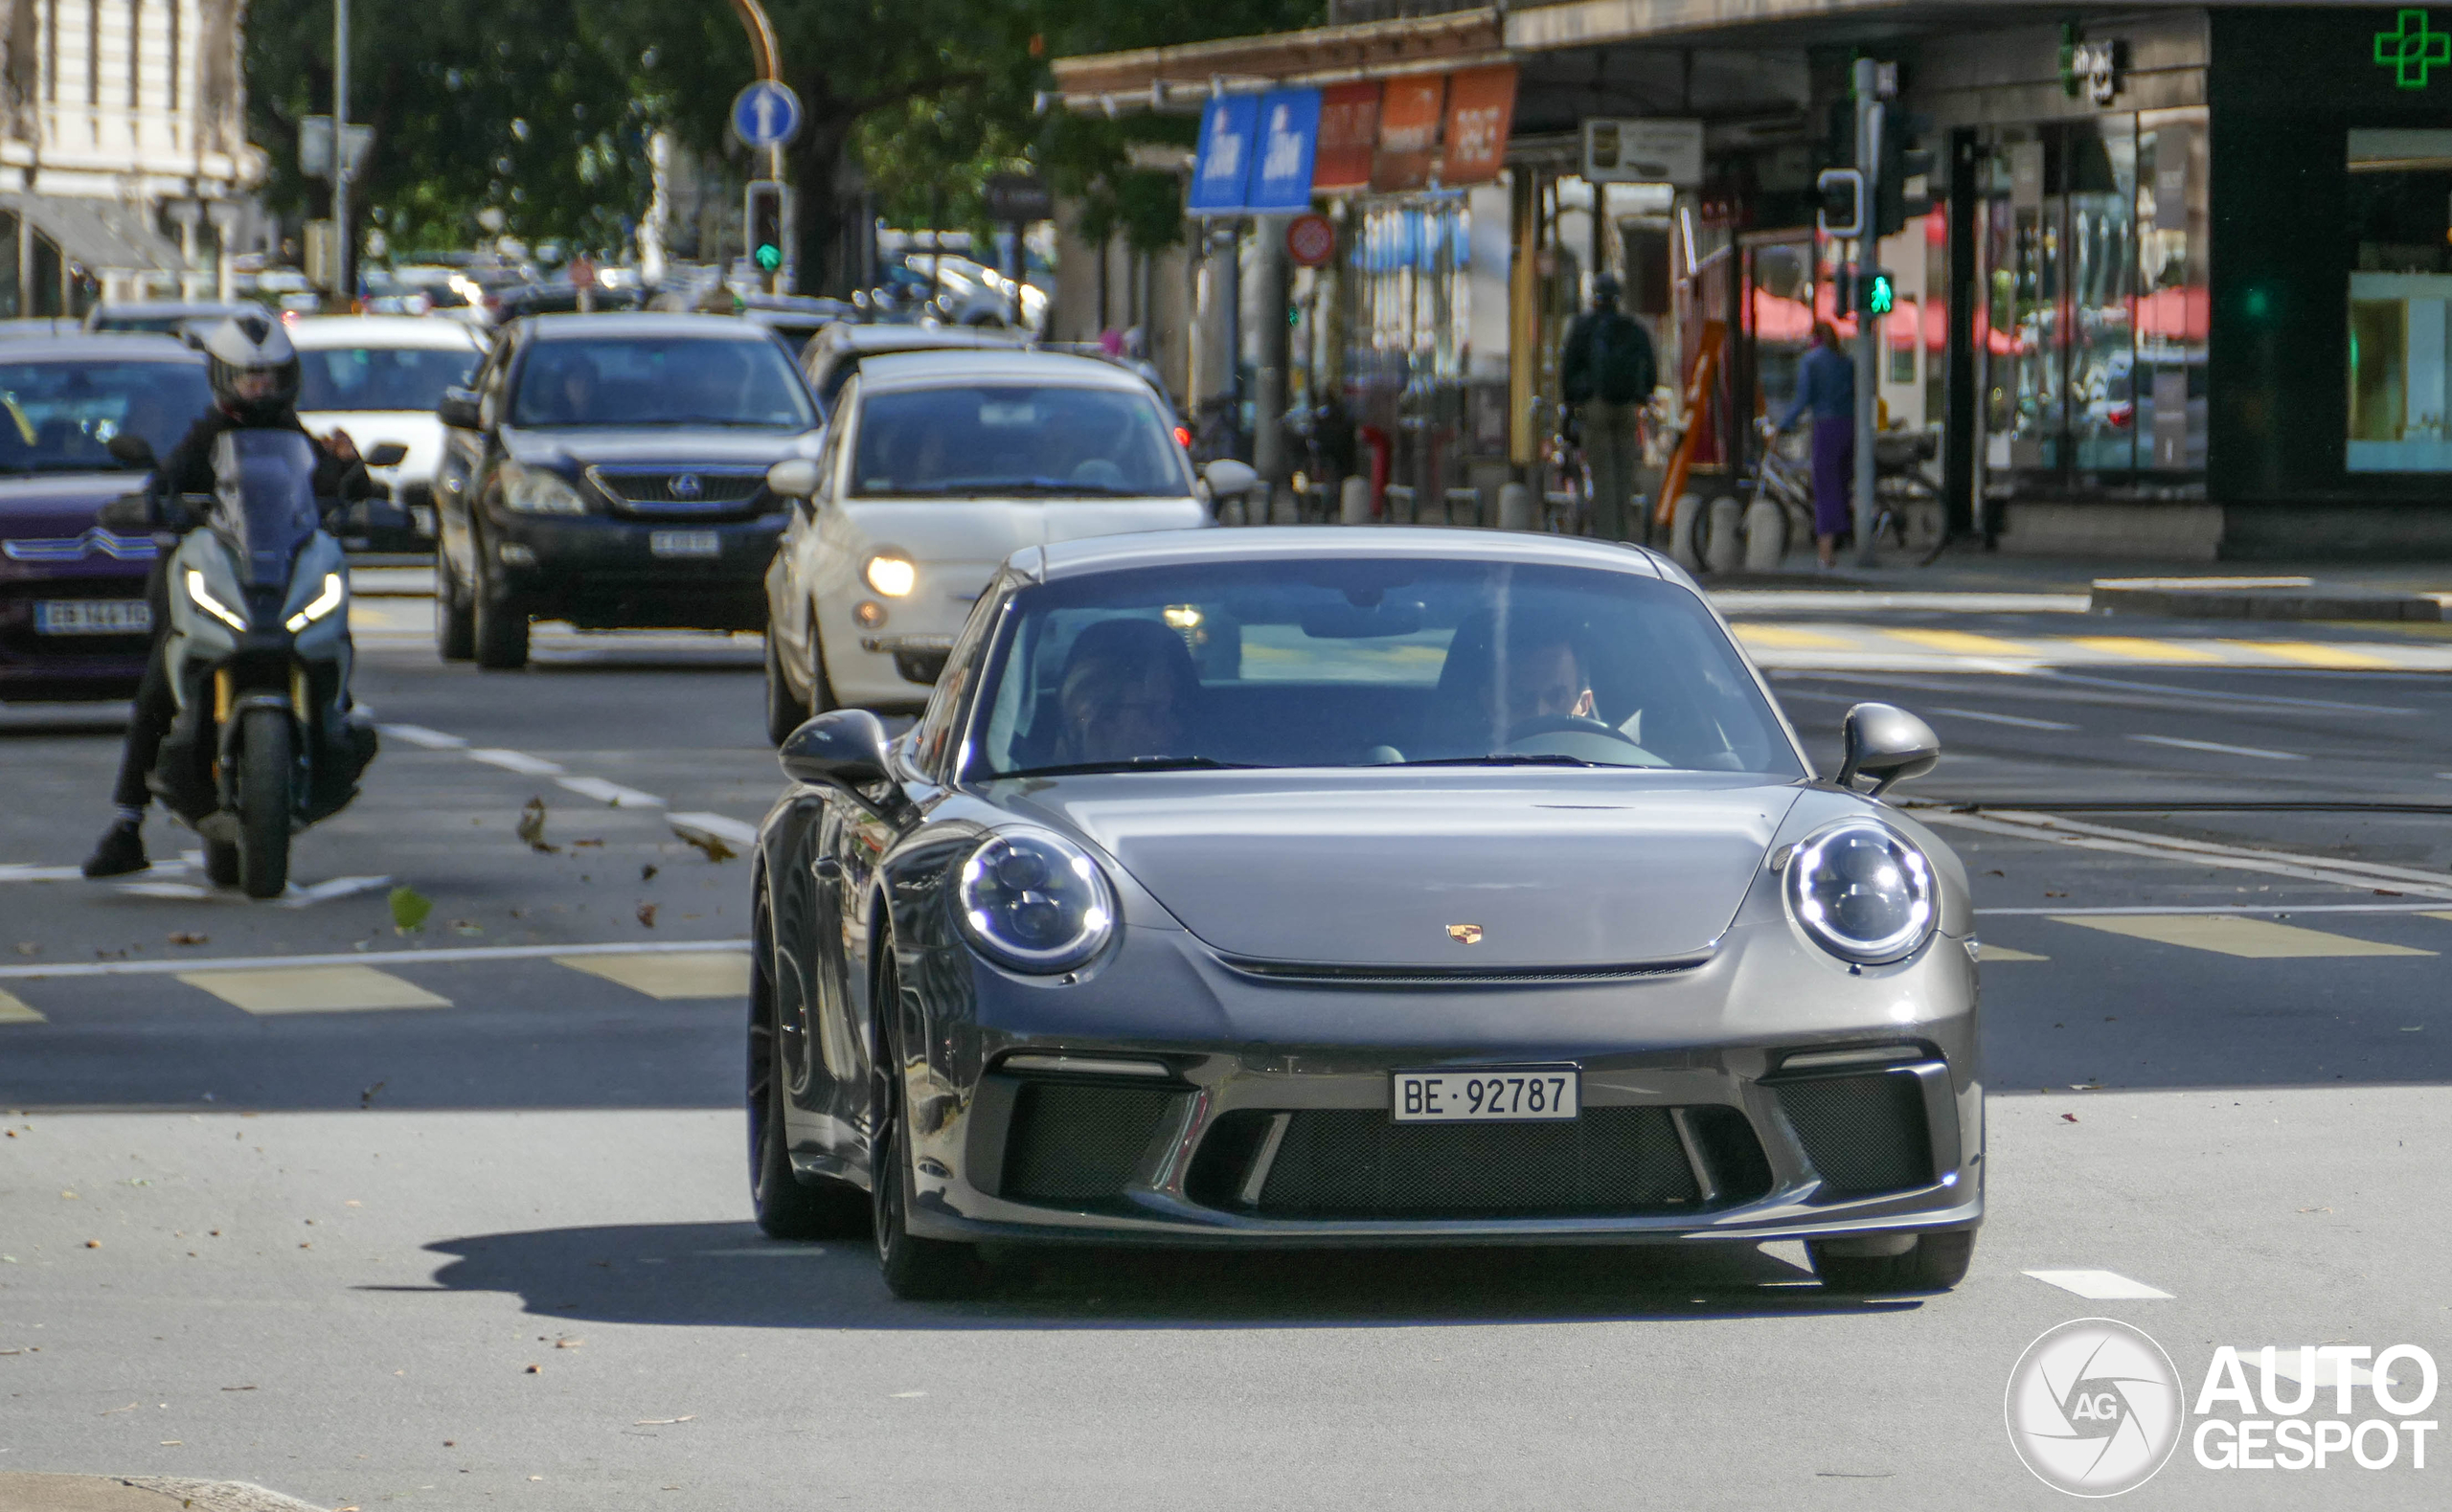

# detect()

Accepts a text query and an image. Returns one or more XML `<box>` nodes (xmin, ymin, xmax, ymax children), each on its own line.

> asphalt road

<box><xmin>5</xmin><ymin>589</ymin><xmax>2451</xmax><ymax>1508</ymax></box>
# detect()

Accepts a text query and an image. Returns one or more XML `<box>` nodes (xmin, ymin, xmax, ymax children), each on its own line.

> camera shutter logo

<box><xmin>2006</xmin><ymin>1319</ymin><xmax>2184</xmax><ymax>1496</ymax></box>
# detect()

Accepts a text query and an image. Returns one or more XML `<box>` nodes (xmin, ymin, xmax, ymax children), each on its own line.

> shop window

<box><xmin>2346</xmin><ymin>129</ymin><xmax>2452</xmax><ymax>471</ymax></box>
<box><xmin>0</xmin><ymin>211</ymin><xmax>17</xmax><ymax>320</ymax></box>
<box><xmin>30</xmin><ymin>229</ymin><xmax>61</xmax><ymax>318</ymax></box>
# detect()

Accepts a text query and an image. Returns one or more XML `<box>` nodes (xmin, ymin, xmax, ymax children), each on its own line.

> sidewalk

<box><xmin>1716</xmin><ymin>547</ymin><xmax>2452</xmax><ymax>598</ymax></box>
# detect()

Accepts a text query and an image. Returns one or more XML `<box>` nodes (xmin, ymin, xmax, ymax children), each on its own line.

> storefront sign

<box><xmin>1582</xmin><ymin>118</ymin><xmax>1703</xmax><ymax>187</ymax></box>
<box><xmin>1286</xmin><ymin>213</ymin><xmax>1335</xmax><ymax>267</ymax></box>
<box><xmin>1188</xmin><ymin>95</ymin><xmax>1261</xmax><ymax>215</ymax></box>
<box><xmin>1372</xmin><ymin>75</ymin><xmax>1446</xmax><ymax>192</ymax></box>
<box><xmin>2063</xmin><ymin>37</ymin><xmax>2127</xmax><ymax>103</ymax></box>
<box><xmin>1249</xmin><ymin>89</ymin><xmax>1324</xmax><ymax>213</ymax></box>
<box><xmin>1313</xmin><ymin>81</ymin><xmax>1381</xmax><ymax>192</ymax></box>
<box><xmin>1439</xmin><ymin>66</ymin><xmax>1517</xmax><ymax>184</ymax></box>
<box><xmin>2375</xmin><ymin>9</ymin><xmax>2451</xmax><ymax>88</ymax></box>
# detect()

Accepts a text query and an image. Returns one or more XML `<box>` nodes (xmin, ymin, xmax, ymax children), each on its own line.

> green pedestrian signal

<box><xmin>1865</xmin><ymin>270</ymin><xmax>1896</xmax><ymax>317</ymax></box>
<box><xmin>755</xmin><ymin>243</ymin><xmax>782</xmax><ymax>273</ymax></box>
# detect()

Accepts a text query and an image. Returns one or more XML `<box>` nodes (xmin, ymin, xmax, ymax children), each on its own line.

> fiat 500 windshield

<box><xmin>968</xmin><ymin>559</ymin><xmax>1805</xmax><ymax>777</ymax></box>
<box><xmin>851</xmin><ymin>384</ymin><xmax>1190</xmax><ymax>498</ymax></box>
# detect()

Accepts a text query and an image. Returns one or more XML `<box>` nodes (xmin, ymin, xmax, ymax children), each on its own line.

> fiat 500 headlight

<box><xmin>956</xmin><ymin>829</ymin><xmax>1115</xmax><ymax>973</ymax></box>
<box><xmin>1785</xmin><ymin>821</ymin><xmax>1937</xmax><ymax>965</ymax></box>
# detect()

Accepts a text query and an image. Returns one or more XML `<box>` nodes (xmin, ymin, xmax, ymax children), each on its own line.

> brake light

<box><xmin>1173</xmin><ymin>425</ymin><xmax>1191</xmax><ymax>448</ymax></box>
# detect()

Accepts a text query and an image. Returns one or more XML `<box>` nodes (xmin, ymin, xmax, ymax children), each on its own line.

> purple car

<box><xmin>0</xmin><ymin>336</ymin><xmax>211</xmax><ymax>701</ymax></box>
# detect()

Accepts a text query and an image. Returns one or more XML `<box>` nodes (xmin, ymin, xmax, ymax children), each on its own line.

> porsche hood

<box><xmin>1001</xmin><ymin>773</ymin><xmax>1803</xmax><ymax>969</ymax></box>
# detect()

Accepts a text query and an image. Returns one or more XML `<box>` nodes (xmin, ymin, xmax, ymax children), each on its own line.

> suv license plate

<box><xmin>34</xmin><ymin>599</ymin><xmax>151</xmax><ymax>635</ymax></box>
<box><xmin>650</xmin><ymin>530</ymin><xmax>721</xmax><ymax>558</ymax></box>
<box><xmin>1392</xmin><ymin>1067</ymin><xmax>1579</xmax><ymax>1122</ymax></box>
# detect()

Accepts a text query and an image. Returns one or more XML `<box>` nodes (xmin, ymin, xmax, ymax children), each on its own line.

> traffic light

<box><xmin>1863</xmin><ymin>268</ymin><xmax>1896</xmax><ymax>318</ymax></box>
<box><xmin>1875</xmin><ymin>111</ymin><xmax>1936</xmax><ymax>238</ymax></box>
<box><xmin>744</xmin><ymin>180</ymin><xmax>786</xmax><ymax>276</ymax></box>
<box><xmin>1816</xmin><ymin>168</ymin><xmax>1866</xmax><ymax>238</ymax></box>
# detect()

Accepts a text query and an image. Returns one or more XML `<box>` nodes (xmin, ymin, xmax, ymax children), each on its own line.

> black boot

<box><xmin>81</xmin><ymin>817</ymin><xmax>148</xmax><ymax>878</ymax></box>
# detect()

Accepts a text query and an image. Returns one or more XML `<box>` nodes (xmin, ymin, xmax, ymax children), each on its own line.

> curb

<box><xmin>2089</xmin><ymin>576</ymin><xmax>2443</xmax><ymax>621</ymax></box>
<box><xmin>0</xmin><ymin>1476</ymin><xmax>326</xmax><ymax>1512</ymax></box>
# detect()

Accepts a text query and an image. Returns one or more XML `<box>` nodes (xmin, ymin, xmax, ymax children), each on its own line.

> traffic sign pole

<box><xmin>1851</xmin><ymin>56</ymin><xmax>1884</xmax><ymax>568</ymax></box>
<box><xmin>332</xmin><ymin>0</ymin><xmax>351</xmax><ymax>308</ymax></box>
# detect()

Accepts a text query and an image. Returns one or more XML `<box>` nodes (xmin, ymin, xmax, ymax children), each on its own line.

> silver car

<box><xmin>747</xmin><ymin>528</ymin><xmax>1981</xmax><ymax>1298</ymax></box>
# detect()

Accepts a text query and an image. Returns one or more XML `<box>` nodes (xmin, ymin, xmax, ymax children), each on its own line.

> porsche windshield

<box><xmin>969</xmin><ymin>559</ymin><xmax>1803</xmax><ymax>778</ymax></box>
<box><xmin>851</xmin><ymin>384</ymin><xmax>1189</xmax><ymax>498</ymax></box>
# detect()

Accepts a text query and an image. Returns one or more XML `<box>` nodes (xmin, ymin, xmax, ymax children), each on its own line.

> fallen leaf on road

<box><xmin>12</xmin><ymin>943</ymin><xmax>35</xmax><ymax>956</ymax></box>
<box><xmin>555</xmin><ymin>1338</ymin><xmax>583</xmax><ymax>1348</ymax></box>
<box><xmin>670</xmin><ymin>820</ymin><xmax>737</xmax><ymax>863</ymax></box>
<box><xmin>160</xmin><ymin>1440</ymin><xmax>181</xmax><ymax>1446</ymax></box>
<box><xmin>573</xmin><ymin>839</ymin><xmax>604</xmax><ymax>847</ymax></box>
<box><xmin>640</xmin><ymin>864</ymin><xmax>658</xmax><ymax>882</ymax></box>
<box><xmin>633</xmin><ymin>1415</ymin><xmax>695</xmax><ymax>1425</ymax></box>
<box><xmin>101</xmin><ymin>1403</ymin><xmax>137</xmax><ymax>1415</ymax></box>
<box><xmin>84</xmin><ymin>1239</ymin><xmax>100</xmax><ymax>1248</ymax></box>
<box><xmin>518</xmin><ymin>797</ymin><xmax>558</xmax><ymax>853</ymax></box>
<box><xmin>636</xmin><ymin>903</ymin><xmax>658</xmax><ymax>928</ymax></box>
<box><xmin>220</xmin><ymin>1385</ymin><xmax>256</xmax><ymax>1390</ymax></box>
<box><xmin>2299</xmin><ymin>1206</ymin><xmax>2334</xmax><ymax>1213</ymax></box>
<box><xmin>451</xmin><ymin>920</ymin><xmax>483</xmax><ymax>937</ymax></box>
<box><xmin>525</xmin><ymin>1365</ymin><xmax>541</xmax><ymax>1374</ymax></box>
<box><xmin>166</xmin><ymin>931</ymin><xmax>208</xmax><ymax>946</ymax></box>
<box><xmin>389</xmin><ymin>886</ymin><xmax>432</xmax><ymax>934</ymax></box>
<box><xmin>2059</xmin><ymin>1113</ymin><xmax>2078</xmax><ymax>1123</ymax></box>
<box><xmin>60</xmin><ymin>1190</ymin><xmax>77</xmax><ymax>1199</ymax></box>
<box><xmin>360</xmin><ymin>1080</ymin><xmax>386</xmax><ymax>1109</ymax></box>
<box><xmin>2069</xmin><ymin>1083</ymin><xmax>2101</xmax><ymax>1092</ymax></box>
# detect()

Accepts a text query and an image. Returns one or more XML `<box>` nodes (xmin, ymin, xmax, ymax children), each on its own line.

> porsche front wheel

<box><xmin>868</xmin><ymin>948</ymin><xmax>983</xmax><ymax>1299</ymax></box>
<box><xmin>748</xmin><ymin>890</ymin><xmax>865</xmax><ymax>1239</ymax></box>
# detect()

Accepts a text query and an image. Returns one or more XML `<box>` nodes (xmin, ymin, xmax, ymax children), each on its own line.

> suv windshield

<box><xmin>511</xmin><ymin>336</ymin><xmax>812</xmax><ymax>429</ymax></box>
<box><xmin>852</xmin><ymin>383</ymin><xmax>1188</xmax><ymax>497</ymax></box>
<box><xmin>0</xmin><ymin>359</ymin><xmax>209</xmax><ymax>474</ymax></box>
<box><xmin>298</xmin><ymin>345</ymin><xmax>479</xmax><ymax>411</ymax></box>
<box><xmin>968</xmin><ymin>559</ymin><xmax>1802</xmax><ymax>778</ymax></box>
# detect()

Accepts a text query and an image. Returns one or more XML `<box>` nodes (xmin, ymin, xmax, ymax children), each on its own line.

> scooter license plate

<box><xmin>34</xmin><ymin>599</ymin><xmax>150</xmax><ymax>634</ymax></box>
<box><xmin>650</xmin><ymin>530</ymin><xmax>721</xmax><ymax>558</ymax></box>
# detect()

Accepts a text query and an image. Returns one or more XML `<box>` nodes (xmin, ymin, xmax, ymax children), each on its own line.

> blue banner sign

<box><xmin>1188</xmin><ymin>96</ymin><xmax>1261</xmax><ymax>214</ymax></box>
<box><xmin>1248</xmin><ymin>89</ymin><xmax>1323</xmax><ymax>213</ymax></box>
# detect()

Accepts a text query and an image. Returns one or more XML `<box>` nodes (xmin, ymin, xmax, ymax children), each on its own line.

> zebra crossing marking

<box><xmin>177</xmin><ymin>966</ymin><xmax>453</xmax><ymax>1016</ymax></box>
<box><xmin>2050</xmin><ymin>914</ymin><xmax>2435</xmax><ymax>959</ymax></box>
<box><xmin>552</xmin><ymin>951</ymin><xmax>752</xmax><ymax>1000</ymax></box>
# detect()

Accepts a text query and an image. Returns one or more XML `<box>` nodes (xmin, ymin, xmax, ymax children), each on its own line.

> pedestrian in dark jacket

<box><xmin>1775</xmin><ymin>322</ymin><xmax>1855</xmax><ymax>570</ymax></box>
<box><xmin>1558</xmin><ymin>273</ymin><xmax>1657</xmax><ymax>542</ymax></box>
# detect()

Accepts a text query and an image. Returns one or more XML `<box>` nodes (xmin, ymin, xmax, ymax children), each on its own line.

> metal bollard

<box><xmin>1703</xmin><ymin>496</ymin><xmax>1745</xmax><ymax>574</ymax></box>
<box><xmin>1339</xmin><ymin>476</ymin><xmax>1372</xmax><ymax>524</ymax></box>
<box><xmin>1742</xmin><ymin>498</ymin><xmax>1787</xmax><ymax>573</ymax></box>
<box><xmin>1669</xmin><ymin>493</ymin><xmax>1703</xmax><ymax>570</ymax></box>
<box><xmin>1497</xmin><ymin>482</ymin><xmax>1533</xmax><ymax>530</ymax></box>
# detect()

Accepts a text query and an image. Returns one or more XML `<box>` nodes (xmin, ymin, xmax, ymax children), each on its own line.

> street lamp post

<box><xmin>333</xmin><ymin>0</ymin><xmax>351</xmax><ymax>309</ymax></box>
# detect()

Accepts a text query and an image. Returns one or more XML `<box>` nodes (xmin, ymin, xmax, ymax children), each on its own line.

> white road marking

<box><xmin>1982</xmin><ymin>900</ymin><xmax>2452</xmax><ymax>916</ymax></box>
<box><xmin>278</xmin><ymin>876</ymin><xmax>394</xmax><ymax>909</ymax></box>
<box><xmin>379</xmin><ymin>723</ymin><xmax>468</xmax><ymax>750</ymax></box>
<box><xmin>555</xmin><ymin>951</ymin><xmax>751</xmax><ymax>1000</ymax></box>
<box><xmin>1</xmin><ymin>856</ymin><xmax>194</xmax><ymax>885</ymax></box>
<box><xmin>2024</xmin><ymin>1269</ymin><xmax>2173</xmax><ymax>1299</ymax></box>
<box><xmin>466</xmin><ymin>748</ymin><xmax>565</xmax><ymax>776</ymax></box>
<box><xmin>556</xmin><ymin>776</ymin><xmax>666</xmax><ymax>808</ymax></box>
<box><xmin>1921</xmin><ymin>809</ymin><xmax>2452</xmax><ymax>900</ymax></box>
<box><xmin>670</xmin><ymin>811</ymin><xmax>759</xmax><ymax>847</ymax></box>
<box><xmin>1711</xmin><ymin>591</ymin><xmax>2091</xmax><ymax>614</ymax></box>
<box><xmin>111</xmin><ymin>874</ymin><xmax>394</xmax><ymax>908</ymax></box>
<box><xmin>0</xmin><ymin>937</ymin><xmax>749</xmax><ymax>982</ymax></box>
<box><xmin>179</xmin><ymin>965</ymin><xmax>451</xmax><ymax>1016</ymax></box>
<box><xmin>0</xmin><ymin>988</ymin><xmax>45</xmax><ymax>1024</ymax></box>
<box><xmin>1931</xmin><ymin>707</ymin><xmax>2078</xmax><ymax>731</ymax></box>
<box><xmin>2130</xmin><ymin>733</ymin><xmax>2306</xmax><ymax>761</ymax></box>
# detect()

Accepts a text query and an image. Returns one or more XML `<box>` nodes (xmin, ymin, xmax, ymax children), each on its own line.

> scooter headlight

<box><xmin>184</xmin><ymin>568</ymin><xmax>250</xmax><ymax>632</ymax></box>
<box><xmin>956</xmin><ymin>829</ymin><xmax>1115</xmax><ymax>973</ymax></box>
<box><xmin>1784</xmin><ymin>821</ymin><xmax>1938</xmax><ymax>965</ymax></box>
<box><xmin>284</xmin><ymin>572</ymin><xmax>347</xmax><ymax>632</ymax></box>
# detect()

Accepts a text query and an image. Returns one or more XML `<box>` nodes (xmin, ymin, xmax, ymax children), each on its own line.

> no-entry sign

<box><xmin>1286</xmin><ymin>214</ymin><xmax>1335</xmax><ymax>267</ymax></box>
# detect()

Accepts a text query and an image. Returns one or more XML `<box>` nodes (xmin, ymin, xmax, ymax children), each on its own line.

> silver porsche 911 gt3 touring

<box><xmin>745</xmin><ymin>528</ymin><xmax>1981</xmax><ymax>1298</ymax></box>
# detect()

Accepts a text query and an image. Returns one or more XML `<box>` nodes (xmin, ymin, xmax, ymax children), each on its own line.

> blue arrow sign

<box><xmin>732</xmin><ymin>80</ymin><xmax>804</xmax><ymax>149</ymax></box>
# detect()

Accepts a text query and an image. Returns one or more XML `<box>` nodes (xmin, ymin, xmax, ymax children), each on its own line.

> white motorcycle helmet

<box><xmin>200</xmin><ymin>311</ymin><xmax>302</xmax><ymax>423</ymax></box>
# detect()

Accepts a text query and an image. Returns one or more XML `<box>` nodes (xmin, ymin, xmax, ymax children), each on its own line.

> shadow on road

<box><xmin>407</xmin><ymin>1220</ymin><xmax>1923</xmax><ymax>1328</ymax></box>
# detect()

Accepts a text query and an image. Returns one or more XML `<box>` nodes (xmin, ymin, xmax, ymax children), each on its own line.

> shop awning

<box><xmin>0</xmin><ymin>193</ymin><xmax>187</xmax><ymax>276</ymax></box>
<box><xmin>1050</xmin><ymin>8</ymin><xmax>1505</xmax><ymax>110</ymax></box>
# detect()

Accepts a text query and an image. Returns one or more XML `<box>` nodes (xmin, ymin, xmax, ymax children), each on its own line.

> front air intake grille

<box><xmin>585</xmin><ymin>466</ymin><xmax>768</xmax><ymax>516</ymax></box>
<box><xmin>1775</xmin><ymin>1071</ymin><xmax>1934</xmax><ymax>1196</ymax></box>
<box><xmin>999</xmin><ymin>1081</ymin><xmax>1175</xmax><ymax>1205</ymax></box>
<box><xmin>1245</xmin><ymin>1107</ymin><xmax>1703</xmax><ymax>1219</ymax></box>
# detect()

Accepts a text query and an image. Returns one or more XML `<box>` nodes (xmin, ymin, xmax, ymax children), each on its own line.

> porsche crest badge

<box><xmin>1446</xmin><ymin>924</ymin><xmax>1484</xmax><ymax>945</ymax></box>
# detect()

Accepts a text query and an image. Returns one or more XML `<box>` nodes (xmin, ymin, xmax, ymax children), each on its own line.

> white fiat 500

<box><xmin>290</xmin><ymin>314</ymin><xmax>488</xmax><ymax>545</ymax></box>
<box><xmin>760</xmin><ymin>348</ymin><xmax>1247</xmax><ymax>736</ymax></box>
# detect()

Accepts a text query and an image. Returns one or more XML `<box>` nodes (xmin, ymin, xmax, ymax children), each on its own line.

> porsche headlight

<box><xmin>284</xmin><ymin>572</ymin><xmax>346</xmax><ymax>631</ymax></box>
<box><xmin>184</xmin><ymin>568</ymin><xmax>250</xmax><ymax>631</ymax></box>
<box><xmin>1784</xmin><ymin>821</ymin><xmax>1937</xmax><ymax>965</ymax></box>
<box><xmin>956</xmin><ymin>829</ymin><xmax>1115</xmax><ymax>973</ymax></box>
<box><xmin>864</xmin><ymin>553</ymin><xmax>917</xmax><ymax>598</ymax></box>
<box><xmin>500</xmin><ymin>463</ymin><xmax>588</xmax><ymax>515</ymax></box>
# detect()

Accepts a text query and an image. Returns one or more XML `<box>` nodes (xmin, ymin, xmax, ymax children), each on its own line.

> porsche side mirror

<box><xmin>766</xmin><ymin>459</ymin><xmax>822</xmax><ymax>499</ymax></box>
<box><xmin>781</xmin><ymin>709</ymin><xmax>891</xmax><ymax>789</ymax></box>
<box><xmin>106</xmin><ymin>433</ymin><xmax>156</xmax><ymax>468</ymax></box>
<box><xmin>365</xmin><ymin>441</ymin><xmax>409</xmax><ymax>468</ymax></box>
<box><xmin>1835</xmin><ymin>702</ymin><xmax>1940</xmax><ymax>799</ymax></box>
<box><xmin>1203</xmin><ymin>459</ymin><xmax>1261</xmax><ymax>498</ymax></box>
<box><xmin>437</xmin><ymin>387</ymin><xmax>483</xmax><ymax>430</ymax></box>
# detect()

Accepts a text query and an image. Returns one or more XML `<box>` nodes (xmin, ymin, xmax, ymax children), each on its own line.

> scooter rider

<box><xmin>82</xmin><ymin>312</ymin><xmax>370</xmax><ymax>879</ymax></box>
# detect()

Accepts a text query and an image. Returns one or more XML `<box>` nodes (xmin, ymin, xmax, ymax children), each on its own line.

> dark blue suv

<box><xmin>432</xmin><ymin>313</ymin><xmax>822</xmax><ymax>669</ymax></box>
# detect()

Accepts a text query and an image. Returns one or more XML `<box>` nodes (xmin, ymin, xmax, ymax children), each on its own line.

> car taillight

<box><xmin>1173</xmin><ymin>425</ymin><xmax>1192</xmax><ymax>448</ymax></box>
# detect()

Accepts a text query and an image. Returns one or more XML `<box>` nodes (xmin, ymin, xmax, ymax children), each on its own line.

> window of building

<box><xmin>2345</xmin><ymin>129</ymin><xmax>2452</xmax><ymax>472</ymax></box>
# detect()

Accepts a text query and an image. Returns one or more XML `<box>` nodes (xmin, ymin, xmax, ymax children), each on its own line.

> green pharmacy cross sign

<box><xmin>2376</xmin><ymin>10</ymin><xmax>2452</xmax><ymax>89</ymax></box>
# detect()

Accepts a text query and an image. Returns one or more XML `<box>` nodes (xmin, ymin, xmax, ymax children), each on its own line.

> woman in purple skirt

<box><xmin>1776</xmin><ymin>322</ymin><xmax>1856</xmax><ymax>570</ymax></box>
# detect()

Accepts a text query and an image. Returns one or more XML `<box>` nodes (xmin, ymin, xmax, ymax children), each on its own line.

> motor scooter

<box><xmin>104</xmin><ymin>430</ymin><xmax>392</xmax><ymax>897</ymax></box>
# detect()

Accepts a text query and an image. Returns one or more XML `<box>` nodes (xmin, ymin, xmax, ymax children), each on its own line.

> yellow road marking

<box><xmin>1978</xmin><ymin>944</ymin><xmax>2049</xmax><ymax>962</ymax></box>
<box><xmin>1886</xmin><ymin>628</ymin><xmax>2032</xmax><ymax>657</ymax></box>
<box><xmin>0</xmin><ymin>987</ymin><xmax>46</xmax><ymax>1024</ymax></box>
<box><xmin>2218</xmin><ymin>641</ymin><xmax>2395</xmax><ymax>670</ymax></box>
<box><xmin>2053</xmin><ymin>914</ymin><xmax>2432</xmax><ymax>959</ymax></box>
<box><xmin>2069</xmin><ymin>636</ymin><xmax>2226</xmax><ymax>664</ymax></box>
<box><xmin>178</xmin><ymin>966</ymin><xmax>451</xmax><ymax>1015</ymax></box>
<box><xmin>1729</xmin><ymin>622</ymin><xmax>1851</xmax><ymax>650</ymax></box>
<box><xmin>555</xmin><ymin>951</ymin><xmax>750</xmax><ymax>1000</ymax></box>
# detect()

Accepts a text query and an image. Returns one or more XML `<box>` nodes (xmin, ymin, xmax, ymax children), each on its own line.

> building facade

<box><xmin>0</xmin><ymin>0</ymin><xmax>257</xmax><ymax>313</ymax></box>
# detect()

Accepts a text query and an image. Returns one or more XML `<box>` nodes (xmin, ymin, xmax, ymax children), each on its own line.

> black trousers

<box><xmin>112</xmin><ymin>558</ymin><xmax>178</xmax><ymax>811</ymax></box>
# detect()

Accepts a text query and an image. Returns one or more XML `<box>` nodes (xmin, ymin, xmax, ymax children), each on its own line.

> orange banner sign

<box><xmin>1438</xmin><ymin>66</ymin><xmax>1516</xmax><ymax>185</ymax></box>
<box><xmin>1312</xmin><ymin>80</ymin><xmax>1381</xmax><ymax>193</ymax></box>
<box><xmin>1372</xmin><ymin>75</ymin><xmax>1445</xmax><ymax>192</ymax></box>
